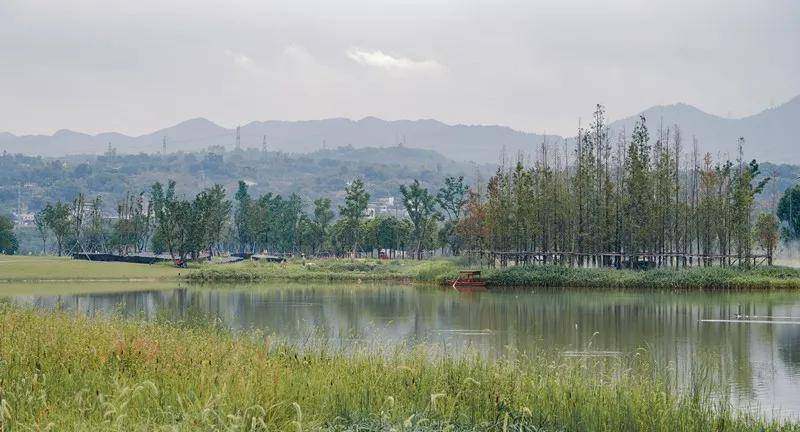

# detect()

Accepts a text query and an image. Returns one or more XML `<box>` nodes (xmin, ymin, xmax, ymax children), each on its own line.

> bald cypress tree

<box><xmin>624</xmin><ymin>116</ymin><xmax>653</xmax><ymax>258</ymax></box>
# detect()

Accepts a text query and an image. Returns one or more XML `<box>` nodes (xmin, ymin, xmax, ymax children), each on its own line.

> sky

<box><xmin>1</xmin><ymin>0</ymin><xmax>798</xmax><ymax>137</ymax></box>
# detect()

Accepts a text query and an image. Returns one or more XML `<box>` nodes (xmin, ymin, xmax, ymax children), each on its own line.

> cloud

<box><xmin>346</xmin><ymin>48</ymin><xmax>442</xmax><ymax>72</ymax></box>
<box><xmin>225</xmin><ymin>49</ymin><xmax>257</xmax><ymax>71</ymax></box>
<box><xmin>281</xmin><ymin>44</ymin><xmax>316</xmax><ymax>66</ymax></box>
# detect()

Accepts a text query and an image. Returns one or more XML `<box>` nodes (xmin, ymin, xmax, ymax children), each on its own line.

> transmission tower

<box><xmin>235</xmin><ymin>126</ymin><xmax>241</xmax><ymax>151</ymax></box>
<box><xmin>17</xmin><ymin>183</ymin><xmax>22</xmax><ymax>226</ymax></box>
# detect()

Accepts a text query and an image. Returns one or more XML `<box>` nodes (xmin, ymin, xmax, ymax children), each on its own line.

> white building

<box><xmin>365</xmin><ymin>197</ymin><xmax>407</xmax><ymax>219</ymax></box>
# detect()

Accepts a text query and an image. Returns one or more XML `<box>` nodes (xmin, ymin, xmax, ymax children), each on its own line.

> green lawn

<box><xmin>0</xmin><ymin>255</ymin><xmax>188</xmax><ymax>282</ymax></box>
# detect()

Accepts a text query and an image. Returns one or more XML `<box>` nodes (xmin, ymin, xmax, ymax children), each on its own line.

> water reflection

<box><xmin>6</xmin><ymin>283</ymin><xmax>800</xmax><ymax>419</ymax></box>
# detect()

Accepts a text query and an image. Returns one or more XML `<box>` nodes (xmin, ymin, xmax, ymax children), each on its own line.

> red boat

<box><xmin>451</xmin><ymin>270</ymin><xmax>486</xmax><ymax>290</ymax></box>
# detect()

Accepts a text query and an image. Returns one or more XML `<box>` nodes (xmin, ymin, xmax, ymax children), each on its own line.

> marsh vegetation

<box><xmin>1</xmin><ymin>305</ymin><xmax>798</xmax><ymax>431</ymax></box>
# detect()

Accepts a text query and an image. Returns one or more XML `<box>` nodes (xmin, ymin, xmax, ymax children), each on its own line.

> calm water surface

<box><xmin>5</xmin><ymin>282</ymin><xmax>800</xmax><ymax>420</ymax></box>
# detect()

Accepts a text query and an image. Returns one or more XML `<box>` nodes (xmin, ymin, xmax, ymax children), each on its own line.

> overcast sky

<box><xmin>1</xmin><ymin>0</ymin><xmax>798</xmax><ymax>136</ymax></box>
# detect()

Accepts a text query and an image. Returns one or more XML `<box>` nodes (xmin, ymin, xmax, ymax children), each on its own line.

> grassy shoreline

<box><xmin>3</xmin><ymin>255</ymin><xmax>800</xmax><ymax>290</ymax></box>
<box><xmin>481</xmin><ymin>265</ymin><xmax>800</xmax><ymax>290</ymax></box>
<box><xmin>185</xmin><ymin>258</ymin><xmax>800</xmax><ymax>290</ymax></box>
<box><xmin>183</xmin><ymin>258</ymin><xmax>460</xmax><ymax>284</ymax></box>
<box><xmin>0</xmin><ymin>305</ymin><xmax>796</xmax><ymax>431</ymax></box>
<box><xmin>0</xmin><ymin>255</ymin><xmax>188</xmax><ymax>283</ymax></box>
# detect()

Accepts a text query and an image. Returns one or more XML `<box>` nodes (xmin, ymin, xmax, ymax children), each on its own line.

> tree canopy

<box><xmin>0</xmin><ymin>215</ymin><xmax>18</xmax><ymax>254</ymax></box>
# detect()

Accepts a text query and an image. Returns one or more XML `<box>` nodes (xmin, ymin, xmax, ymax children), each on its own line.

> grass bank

<box><xmin>186</xmin><ymin>257</ymin><xmax>800</xmax><ymax>290</ymax></box>
<box><xmin>185</xmin><ymin>258</ymin><xmax>460</xmax><ymax>284</ymax></box>
<box><xmin>0</xmin><ymin>305</ymin><xmax>795</xmax><ymax>431</ymax></box>
<box><xmin>0</xmin><ymin>255</ymin><xmax>189</xmax><ymax>282</ymax></box>
<box><xmin>5</xmin><ymin>255</ymin><xmax>800</xmax><ymax>290</ymax></box>
<box><xmin>482</xmin><ymin>265</ymin><xmax>800</xmax><ymax>290</ymax></box>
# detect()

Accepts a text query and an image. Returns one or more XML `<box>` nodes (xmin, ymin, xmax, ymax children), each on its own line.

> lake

<box><xmin>4</xmin><ymin>282</ymin><xmax>800</xmax><ymax>420</ymax></box>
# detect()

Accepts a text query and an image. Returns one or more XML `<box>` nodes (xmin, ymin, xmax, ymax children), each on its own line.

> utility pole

<box><xmin>17</xmin><ymin>183</ymin><xmax>22</xmax><ymax>227</ymax></box>
<box><xmin>262</xmin><ymin>135</ymin><xmax>267</xmax><ymax>153</ymax></box>
<box><xmin>235</xmin><ymin>126</ymin><xmax>241</xmax><ymax>151</ymax></box>
<box><xmin>162</xmin><ymin>136</ymin><xmax>167</xmax><ymax>155</ymax></box>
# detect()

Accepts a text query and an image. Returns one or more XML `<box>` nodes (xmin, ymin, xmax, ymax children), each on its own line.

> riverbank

<box><xmin>187</xmin><ymin>258</ymin><xmax>800</xmax><ymax>290</ymax></box>
<box><xmin>184</xmin><ymin>257</ymin><xmax>461</xmax><ymax>284</ymax></box>
<box><xmin>0</xmin><ymin>305</ymin><xmax>794</xmax><ymax>431</ymax></box>
<box><xmin>4</xmin><ymin>255</ymin><xmax>800</xmax><ymax>290</ymax></box>
<box><xmin>0</xmin><ymin>255</ymin><xmax>189</xmax><ymax>282</ymax></box>
<box><xmin>482</xmin><ymin>265</ymin><xmax>800</xmax><ymax>290</ymax></box>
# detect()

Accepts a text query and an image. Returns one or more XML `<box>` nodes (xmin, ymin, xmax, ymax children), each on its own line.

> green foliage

<box><xmin>0</xmin><ymin>148</ymin><xmax>479</xmax><ymax>218</ymax></box>
<box><xmin>339</xmin><ymin>178</ymin><xmax>370</xmax><ymax>254</ymax></box>
<box><xmin>195</xmin><ymin>184</ymin><xmax>231</xmax><ymax>255</ymax></box>
<box><xmin>625</xmin><ymin>115</ymin><xmax>654</xmax><ymax>254</ymax></box>
<box><xmin>754</xmin><ymin>213</ymin><xmax>780</xmax><ymax>262</ymax></box>
<box><xmin>0</xmin><ymin>305</ymin><xmax>795</xmax><ymax>431</ymax></box>
<box><xmin>186</xmin><ymin>257</ymin><xmax>459</xmax><ymax>283</ymax></box>
<box><xmin>436</xmin><ymin>175</ymin><xmax>469</xmax><ymax>219</ymax></box>
<box><xmin>42</xmin><ymin>200</ymin><xmax>71</xmax><ymax>256</ymax></box>
<box><xmin>483</xmin><ymin>265</ymin><xmax>800</xmax><ymax>290</ymax></box>
<box><xmin>150</xmin><ymin>181</ymin><xmax>232</xmax><ymax>259</ymax></box>
<box><xmin>461</xmin><ymin>107</ymin><xmax>771</xmax><ymax>268</ymax></box>
<box><xmin>778</xmin><ymin>184</ymin><xmax>800</xmax><ymax>240</ymax></box>
<box><xmin>233</xmin><ymin>180</ymin><xmax>256</xmax><ymax>252</ymax></box>
<box><xmin>312</xmin><ymin>197</ymin><xmax>334</xmax><ymax>253</ymax></box>
<box><xmin>400</xmin><ymin>179</ymin><xmax>439</xmax><ymax>259</ymax></box>
<box><xmin>0</xmin><ymin>214</ymin><xmax>18</xmax><ymax>254</ymax></box>
<box><xmin>33</xmin><ymin>209</ymin><xmax>47</xmax><ymax>253</ymax></box>
<box><xmin>110</xmin><ymin>192</ymin><xmax>152</xmax><ymax>254</ymax></box>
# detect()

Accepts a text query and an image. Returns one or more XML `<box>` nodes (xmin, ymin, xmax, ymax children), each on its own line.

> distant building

<box><xmin>13</xmin><ymin>211</ymin><xmax>35</xmax><ymax>226</ymax></box>
<box><xmin>376</xmin><ymin>197</ymin><xmax>394</xmax><ymax>207</ymax></box>
<box><xmin>365</xmin><ymin>197</ymin><xmax>407</xmax><ymax>219</ymax></box>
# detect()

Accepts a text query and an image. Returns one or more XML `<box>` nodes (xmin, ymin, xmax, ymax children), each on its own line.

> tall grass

<box><xmin>0</xmin><ymin>305</ymin><xmax>796</xmax><ymax>431</ymax></box>
<box><xmin>186</xmin><ymin>258</ymin><xmax>461</xmax><ymax>284</ymax></box>
<box><xmin>186</xmin><ymin>257</ymin><xmax>800</xmax><ymax>290</ymax></box>
<box><xmin>484</xmin><ymin>265</ymin><xmax>800</xmax><ymax>290</ymax></box>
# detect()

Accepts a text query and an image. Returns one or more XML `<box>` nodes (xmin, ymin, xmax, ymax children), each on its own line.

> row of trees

<box><xmin>26</xmin><ymin>105</ymin><xmax>796</xmax><ymax>265</ymax></box>
<box><xmin>31</xmin><ymin>176</ymin><xmax>470</xmax><ymax>260</ymax></box>
<box><xmin>778</xmin><ymin>185</ymin><xmax>800</xmax><ymax>242</ymax></box>
<box><xmin>34</xmin><ymin>182</ymin><xmax>230</xmax><ymax>260</ymax></box>
<box><xmin>231</xmin><ymin>177</ymin><xmax>468</xmax><ymax>258</ymax></box>
<box><xmin>0</xmin><ymin>215</ymin><xmax>17</xmax><ymax>254</ymax></box>
<box><xmin>453</xmin><ymin>105</ymin><xmax>780</xmax><ymax>266</ymax></box>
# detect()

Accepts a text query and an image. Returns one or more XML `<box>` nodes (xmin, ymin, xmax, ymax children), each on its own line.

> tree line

<box><xmin>31</xmin><ymin>176</ymin><xmax>469</xmax><ymax>260</ymax></box>
<box><xmin>454</xmin><ymin>105</ymin><xmax>783</xmax><ymax>267</ymax></box>
<box><xmin>24</xmin><ymin>104</ymin><xmax>799</xmax><ymax>266</ymax></box>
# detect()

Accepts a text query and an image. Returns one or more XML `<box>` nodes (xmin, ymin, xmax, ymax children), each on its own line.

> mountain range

<box><xmin>1</xmin><ymin>96</ymin><xmax>798</xmax><ymax>163</ymax></box>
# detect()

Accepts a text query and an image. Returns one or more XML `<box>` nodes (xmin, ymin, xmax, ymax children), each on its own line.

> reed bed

<box><xmin>483</xmin><ymin>265</ymin><xmax>800</xmax><ymax>290</ymax></box>
<box><xmin>0</xmin><ymin>305</ymin><xmax>796</xmax><ymax>431</ymax></box>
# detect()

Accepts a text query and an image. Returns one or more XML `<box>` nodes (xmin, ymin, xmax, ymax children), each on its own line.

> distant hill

<box><xmin>1</xmin><ymin>96</ymin><xmax>797</xmax><ymax>163</ymax></box>
<box><xmin>0</xmin><ymin>117</ymin><xmax>558</xmax><ymax>163</ymax></box>
<box><xmin>607</xmin><ymin>95</ymin><xmax>800</xmax><ymax>162</ymax></box>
